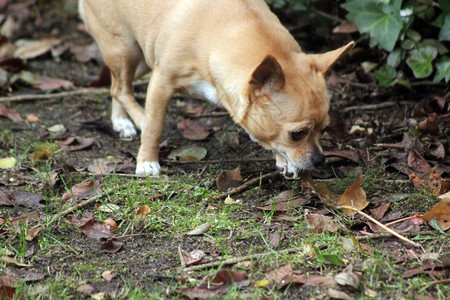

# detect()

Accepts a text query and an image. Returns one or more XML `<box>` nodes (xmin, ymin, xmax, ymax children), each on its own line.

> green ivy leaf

<box><xmin>406</xmin><ymin>46</ymin><xmax>438</xmax><ymax>78</ymax></box>
<box><xmin>434</xmin><ymin>56</ymin><xmax>450</xmax><ymax>82</ymax></box>
<box><xmin>439</xmin><ymin>13</ymin><xmax>450</xmax><ymax>41</ymax></box>
<box><xmin>375</xmin><ymin>65</ymin><xmax>397</xmax><ymax>86</ymax></box>
<box><xmin>401</xmin><ymin>39</ymin><xmax>416</xmax><ymax>50</ymax></box>
<box><xmin>438</xmin><ymin>0</ymin><xmax>450</xmax><ymax>14</ymax></box>
<box><xmin>406</xmin><ymin>29</ymin><xmax>421</xmax><ymax>42</ymax></box>
<box><xmin>342</xmin><ymin>0</ymin><xmax>403</xmax><ymax>51</ymax></box>
<box><xmin>387</xmin><ymin>49</ymin><xmax>403</xmax><ymax>67</ymax></box>
<box><xmin>418</xmin><ymin>39</ymin><xmax>449</xmax><ymax>55</ymax></box>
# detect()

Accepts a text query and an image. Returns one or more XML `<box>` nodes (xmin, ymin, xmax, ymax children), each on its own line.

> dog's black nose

<box><xmin>312</xmin><ymin>152</ymin><xmax>325</xmax><ymax>167</ymax></box>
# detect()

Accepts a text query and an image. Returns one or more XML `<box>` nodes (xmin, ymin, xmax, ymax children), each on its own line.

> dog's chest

<box><xmin>186</xmin><ymin>80</ymin><xmax>222</xmax><ymax>107</ymax></box>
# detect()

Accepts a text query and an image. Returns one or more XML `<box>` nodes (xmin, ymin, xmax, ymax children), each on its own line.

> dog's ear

<box><xmin>312</xmin><ymin>41</ymin><xmax>354</xmax><ymax>75</ymax></box>
<box><xmin>249</xmin><ymin>55</ymin><xmax>285</xmax><ymax>91</ymax></box>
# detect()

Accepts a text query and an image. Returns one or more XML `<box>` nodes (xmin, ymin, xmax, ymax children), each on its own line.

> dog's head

<box><xmin>239</xmin><ymin>42</ymin><xmax>354</xmax><ymax>178</ymax></box>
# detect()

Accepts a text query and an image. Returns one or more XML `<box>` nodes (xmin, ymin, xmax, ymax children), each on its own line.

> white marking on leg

<box><xmin>112</xmin><ymin>118</ymin><xmax>137</xmax><ymax>138</ymax></box>
<box><xmin>136</xmin><ymin>161</ymin><xmax>161</xmax><ymax>176</ymax></box>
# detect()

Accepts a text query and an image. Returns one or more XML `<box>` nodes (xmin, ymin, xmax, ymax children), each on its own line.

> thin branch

<box><xmin>0</xmin><ymin>80</ymin><xmax>148</xmax><ymax>103</ymax></box>
<box><xmin>339</xmin><ymin>205</ymin><xmax>421</xmax><ymax>247</ymax></box>
<box><xmin>212</xmin><ymin>171</ymin><xmax>279</xmax><ymax>201</ymax></box>
<box><xmin>164</xmin><ymin>157</ymin><xmax>274</xmax><ymax>165</ymax></box>
<box><xmin>183</xmin><ymin>247</ymin><xmax>303</xmax><ymax>272</ymax></box>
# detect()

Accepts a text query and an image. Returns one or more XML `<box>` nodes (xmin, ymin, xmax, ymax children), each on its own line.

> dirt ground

<box><xmin>0</xmin><ymin>1</ymin><xmax>449</xmax><ymax>299</ymax></box>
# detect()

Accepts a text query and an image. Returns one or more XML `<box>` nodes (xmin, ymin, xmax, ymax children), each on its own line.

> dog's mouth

<box><xmin>275</xmin><ymin>150</ymin><xmax>325</xmax><ymax>179</ymax></box>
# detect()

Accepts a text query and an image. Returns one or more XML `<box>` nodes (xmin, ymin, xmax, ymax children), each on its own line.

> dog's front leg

<box><xmin>136</xmin><ymin>68</ymin><xmax>173</xmax><ymax>176</ymax></box>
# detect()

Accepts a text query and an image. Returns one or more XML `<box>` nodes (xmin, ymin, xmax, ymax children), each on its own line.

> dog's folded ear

<box><xmin>312</xmin><ymin>41</ymin><xmax>355</xmax><ymax>75</ymax></box>
<box><xmin>249</xmin><ymin>55</ymin><xmax>285</xmax><ymax>91</ymax></box>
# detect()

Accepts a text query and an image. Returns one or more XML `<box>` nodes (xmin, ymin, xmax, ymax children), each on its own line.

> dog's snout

<box><xmin>312</xmin><ymin>152</ymin><xmax>325</xmax><ymax>167</ymax></box>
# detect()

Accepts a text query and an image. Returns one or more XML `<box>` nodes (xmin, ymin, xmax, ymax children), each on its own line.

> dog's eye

<box><xmin>289</xmin><ymin>130</ymin><xmax>308</xmax><ymax>141</ymax></box>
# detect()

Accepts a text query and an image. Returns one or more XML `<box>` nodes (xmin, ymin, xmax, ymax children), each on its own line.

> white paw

<box><xmin>112</xmin><ymin>118</ymin><xmax>137</xmax><ymax>138</ymax></box>
<box><xmin>136</xmin><ymin>161</ymin><xmax>161</xmax><ymax>176</ymax></box>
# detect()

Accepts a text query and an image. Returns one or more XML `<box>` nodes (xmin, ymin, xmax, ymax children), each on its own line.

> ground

<box><xmin>0</xmin><ymin>1</ymin><xmax>449</xmax><ymax>299</ymax></box>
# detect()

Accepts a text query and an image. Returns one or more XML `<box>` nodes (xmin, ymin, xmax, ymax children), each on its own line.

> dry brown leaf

<box><xmin>332</xmin><ymin>20</ymin><xmax>359</xmax><ymax>33</ymax></box>
<box><xmin>25</xmin><ymin>226</ymin><xmax>40</xmax><ymax>241</ymax></box>
<box><xmin>369</xmin><ymin>202</ymin><xmax>390</xmax><ymax>220</ymax></box>
<box><xmin>420</xmin><ymin>195</ymin><xmax>450</xmax><ymax>231</ymax></box>
<box><xmin>99</xmin><ymin>237</ymin><xmax>123</xmax><ymax>253</ymax></box>
<box><xmin>407</xmin><ymin>149</ymin><xmax>431</xmax><ymax>173</ymax></box>
<box><xmin>2</xmin><ymin>256</ymin><xmax>31</xmax><ymax>267</ymax></box>
<box><xmin>101</xmin><ymin>270</ymin><xmax>116</xmax><ymax>281</ymax></box>
<box><xmin>216</xmin><ymin>166</ymin><xmax>243</xmax><ymax>192</ymax></box>
<box><xmin>0</xmin><ymin>275</ymin><xmax>16</xmax><ymax>299</ymax></box>
<box><xmin>177</xmin><ymin>119</ymin><xmax>210</xmax><ymax>141</ymax></box>
<box><xmin>0</xmin><ymin>103</ymin><xmax>22</xmax><ymax>122</ymax></box>
<box><xmin>178</xmin><ymin>247</ymin><xmax>206</xmax><ymax>266</ymax></box>
<box><xmin>409</xmin><ymin>171</ymin><xmax>450</xmax><ymax>196</ymax></box>
<box><xmin>136</xmin><ymin>205</ymin><xmax>151</xmax><ymax>220</ymax></box>
<box><xmin>34</xmin><ymin>76</ymin><xmax>74</xmax><ymax>91</ymax></box>
<box><xmin>62</xmin><ymin>181</ymin><xmax>101</xmax><ymax>203</ymax></box>
<box><xmin>104</xmin><ymin>218</ymin><xmax>118</xmax><ymax>231</ymax></box>
<box><xmin>338</xmin><ymin>173</ymin><xmax>368</xmax><ymax>216</ymax></box>
<box><xmin>305</xmin><ymin>213</ymin><xmax>344</xmax><ymax>233</ymax></box>
<box><xmin>14</xmin><ymin>37</ymin><xmax>61</xmax><ymax>59</ymax></box>
<box><xmin>25</xmin><ymin>113</ymin><xmax>39</xmax><ymax>122</ymax></box>
<box><xmin>301</xmin><ymin>171</ymin><xmax>339</xmax><ymax>206</ymax></box>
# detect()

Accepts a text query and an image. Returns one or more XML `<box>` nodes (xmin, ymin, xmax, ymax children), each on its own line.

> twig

<box><xmin>340</xmin><ymin>101</ymin><xmax>398</xmax><ymax>113</ymax></box>
<box><xmin>384</xmin><ymin>215</ymin><xmax>419</xmax><ymax>227</ymax></box>
<box><xmin>186</xmin><ymin>112</ymin><xmax>229</xmax><ymax>119</ymax></box>
<box><xmin>183</xmin><ymin>247</ymin><xmax>302</xmax><ymax>272</ymax></box>
<box><xmin>373</xmin><ymin>143</ymin><xmax>404</xmax><ymax>149</ymax></box>
<box><xmin>164</xmin><ymin>157</ymin><xmax>274</xmax><ymax>165</ymax></box>
<box><xmin>421</xmin><ymin>278</ymin><xmax>450</xmax><ymax>287</ymax></box>
<box><xmin>339</xmin><ymin>205</ymin><xmax>421</xmax><ymax>247</ymax></box>
<box><xmin>212</xmin><ymin>171</ymin><xmax>279</xmax><ymax>201</ymax></box>
<box><xmin>0</xmin><ymin>80</ymin><xmax>148</xmax><ymax>103</ymax></box>
<box><xmin>355</xmin><ymin>230</ymin><xmax>436</xmax><ymax>241</ymax></box>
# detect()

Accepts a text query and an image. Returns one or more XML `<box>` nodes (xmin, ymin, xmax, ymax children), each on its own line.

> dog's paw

<box><xmin>136</xmin><ymin>161</ymin><xmax>161</xmax><ymax>176</ymax></box>
<box><xmin>112</xmin><ymin>118</ymin><xmax>137</xmax><ymax>138</ymax></box>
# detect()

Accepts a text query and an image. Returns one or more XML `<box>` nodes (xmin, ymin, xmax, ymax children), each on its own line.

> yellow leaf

<box><xmin>338</xmin><ymin>173</ymin><xmax>368</xmax><ymax>216</ymax></box>
<box><xmin>420</xmin><ymin>195</ymin><xmax>450</xmax><ymax>231</ymax></box>
<box><xmin>254</xmin><ymin>278</ymin><xmax>270</xmax><ymax>287</ymax></box>
<box><xmin>0</xmin><ymin>157</ymin><xmax>16</xmax><ymax>169</ymax></box>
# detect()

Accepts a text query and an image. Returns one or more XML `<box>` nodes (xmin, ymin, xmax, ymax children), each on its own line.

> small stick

<box><xmin>183</xmin><ymin>247</ymin><xmax>302</xmax><ymax>272</ymax></box>
<box><xmin>421</xmin><ymin>278</ymin><xmax>450</xmax><ymax>286</ymax></box>
<box><xmin>0</xmin><ymin>80</ymin><xmax>148</xmax><ymax>103</ymax></box>
<box><xmin>212</xmin><ymin>171</ymin><xmax>279</xmax><ymax>201</ymax></box>
<box><xmin>355</xmin><ymin>230</ymin><xmax>436</xmax><ymax>241</ymax></box>
<box><xmin>164</xmin><ymin>157</ymin><xmax>274</xmax><ymax>165</ymax></box>
<box><xmin>373</xmin><ymin>143</ymin><xmax>404</xmax><ymax>149</ymax></box>
<box><xmin>339</xmin><ymin>205</ymin><xmax>421</xmax><ymax>247</ymax></box>
<box><xmin>384</xmin><ymin>215</ymin><xmax>419</xmax><ymax>227</ymax></box>
<box><xmin>340</xmin><ymin>101</ymin><xmax>398</xmax><ymax>113</ymax></box>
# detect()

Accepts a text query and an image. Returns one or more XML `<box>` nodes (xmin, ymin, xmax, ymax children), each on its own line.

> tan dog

<box><xmin>79</xmin><ymin>0</ymin><xmax>353</xmax><ymax>178</ymax></box>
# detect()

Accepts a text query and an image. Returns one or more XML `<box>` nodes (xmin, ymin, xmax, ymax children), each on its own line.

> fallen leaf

<box><xmin>420</xmin><ymin>195</ymin><xmax>450</xmax><ymax>231</ymax></box>
<box><xmin>25</xmin><ymin>113</ymin><xmax>39</xmax><ymax>122</ymax></box>
<box><xmin>409</xmin><ymin>171</ymin><xmax>450</xmax><ymax>196</ymax></box>
<box><xmin>302</xmin><ymin>171</ymin><xmax>339</xmax><ymax>206</ymax></box>
<box><xmin>10</xmin><ymin>191</ymin><xmax>45</xmax><ymax>208</ymax></box>
<box><xmin>101</xmin><ymin>270</ymin><xmax>116</xmax><ymax>281</ymax></box>
<box><xmin>0</xmin><ymin>192</ymin><xmax>13</xmax><ymax>206</ymax></box>
<box><xmin>97</xmin><ymin>204</ymin><xmax>120</xmax><ymax>213</ymax></box>
<box><xmin>0</xmin><ymin>104</ymin><xmax>22</xmax><ymax>122</ymax></box>
<box><xmin>25</xmin><ymin>226</ymin><xmax>40</xmax><ymax>241</ymax></box>
<box><xmin>216</xmin><ymin>166</ymin><xmax>243</xmax><ymax>192</ymax></box>
<box><xmin>305</xmin><ymin>213</ymin><xmax>344</xmax><ymax>233</ymax></box>
<box><xmin>31</xmin><ymin>143</ymin><xmax>58</xmax><ymax>161</ymax></box>
<box><xmin>186</xmin><ymin>222</ymin><xmax>211</xmax><ymax>235</ymax></box>
<box><xmin>256</xmin><ymin>190</ymin><xmax>310</xmax><ymax>211</ymax></box>
<box><xmin>99</xmin><ymin>237</ymin><xmax>123</xmax><ymax>253</ymax></box>
<box><xmin>92</xmin><ymin>292</ymin><xmax>106</xmax><ymax>300</ymax></box>
<box><xmin>338</xmin><ymin>173</ymin><xmax>368</xmax><ymax>216</ymax></box>
<box><xmin>407</xmin><ymin>149</ymin><xmax>431</xmax><ymax>173</ymax></box>
<box><xmin>0</xmin><ymin>275</ymin><xmax>16</xmax><ymax>299</ymax></box>
<box><xmin>268</xmin><ymin>223</ymin><xmax>288</xmax><ymax>248</ymax></box>
<box><xmin>104</xmin><ymin>218</ymin><xmax>118</xmax><ymax>231</ymax></box>
<box><xmin>4</xmin><ymin>267</ymin><xmax>45</xmax><ymax>282</ymax></box>
<box><xmin>2</xmin><ymin>256</ymin><xmax>32</xmax><ymax>267</ymax></box>
<box><xmin>224</xmin><ymin>195</ymin><xmax>241</xmax><ymax>205</ymax></box>
<box><xmin>265</xmin><ymin>263</ymin><xmax>293</xmax><ymax>288</ymax></box>
<box><xmin>34</xmin><ymin>76</ymin><xmax>74</xmax><ymax>91</ymax></box>
<box><xmin>417</xmin><ymin>113</ymin><xmax>440</xmax><ymax>135</ymax></box>
<box><xmin>136</xmin><ymin>205</ymin><xmax>151</xmax><ymax>220</ymax></box>
<box><xmin>14</xmin><ymin>37</ymin><xmax>61</xmax><ymax>59</ymax></box>
<box><xmin>167</xmin><ymin>145</ymin><xmax>207</xmax><ymax>161</ymax></box>
<box><xmin>79</xmin><ymin>219</ymin><xmax>112</xmax><ymax>239</ymax></box>
<box><xmin>177</xmin><ymin>119</ymin><xmax>210</xmax><ymax>140</ymax></box>
<box><xmin>0</xmin><ymin>157</ymin><xmax>16</xmax><ymax>169</ymax></box>
<box><xmin>178</xmin><ymin>269</ymin><xmax>250</xmax><ymax>299</ymax></box>
<box><xmin>369</xmin><ymin>202</ymin><xmax>390</xmax><ymax>220</ymax></box>
<box><xmin>62</xmin><ymin>181</ymin><xmax>101</xmax><ymax>203</ymax></box>
<box><xmin>58</xmin><ymin>136</ymin><xmax>96</xmax><ymax>151</ymax></box>
<box><xmin>178</xmin><ymin>247</ymin><xmax>206</xmax><ymax>266</ymax></box>
<box><xmin>77</xmin><ymin>283</ymin><xmax>95</xmax><ymax>295</ymax></box>
<box><xmin>327</xmin><ymin>287</ymin><xmax>355</xmax><ymax>300</ymax></box>
<box><xmin>334</xmin><ymin>272</ymin><xmax>360</xmax><ymax>290</ymax></box>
